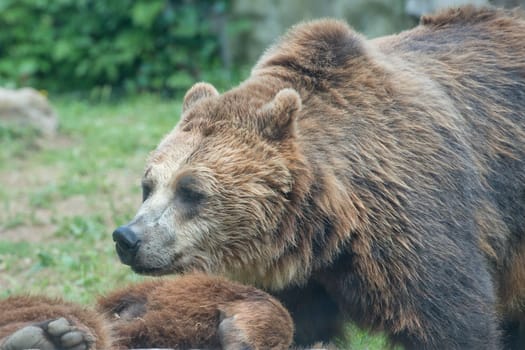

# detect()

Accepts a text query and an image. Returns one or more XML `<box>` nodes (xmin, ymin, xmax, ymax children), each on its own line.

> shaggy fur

<box><xmin>0</xmin><ymin>274</ymin><xmax>293</xmax><ymax>350</ymax></box>
<box><xmin>0</xmin><ymin>296</ymin><xmax>112</xmax><ymax>349</ymax></box>
<box><xmin>3</xmin><ymin>6</ymin><xmax>525</xmax><ymax>350</ymax></box>
<box><xmin>108</xmin><ymin>6</ymin><xmax>525</xmax><ymax>349</ymax></box>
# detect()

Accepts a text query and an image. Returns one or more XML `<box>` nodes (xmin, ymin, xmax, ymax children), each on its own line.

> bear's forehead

<box><xmin>184</xmin><ymin>90</ymin><xmax>269</xmax><ymax>126</ymax></box>
<box><xmin>143</xmin><ymin>87</ymin><xmax>279</xmax><ymax>184</ymax></box>
<box><xmin>145</xmin><ymin>130</ymin><xmax>201</xmax><ymax>181</ymax></box>
<box><xmin>145</xmin><ymin>123</ymin><xmax>257</xmax><ymax>184</ymax></box>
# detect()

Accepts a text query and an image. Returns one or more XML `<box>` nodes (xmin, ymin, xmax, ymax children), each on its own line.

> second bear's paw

<box><xmin>0</xmin><ymin>317</ymin><xmax>94</xmax><ymax>350</ymax></box>
<box><xmin>217</xmin><ymin>299</ymin><xmax>293</xmax><ymax>350</ymax></box>
<box><xmin>218</xmin><ymin>313</ymin><xmax>253</xmax><ymax>350</ymax></box>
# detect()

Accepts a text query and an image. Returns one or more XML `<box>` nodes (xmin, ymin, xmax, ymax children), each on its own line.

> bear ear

<box><xmin>258</xmin><ymin>88</ymin><xmax>302</xmax><ymax>140</ymax></box>
<box><xmin>182</xmin><ymin>82</ymin><xmax>219</xmax><ymax>113</ymax></box>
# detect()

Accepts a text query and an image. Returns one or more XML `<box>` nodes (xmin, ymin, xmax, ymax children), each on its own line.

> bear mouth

<box><xmin>131</xmin><ymin>265</ymin><xmax>174</xmax><ymax>275</ymax></box>
<box><xmin>129</xmin><ymin>253</ymin><xmax>199</xmax><ymax>276</ymax></box>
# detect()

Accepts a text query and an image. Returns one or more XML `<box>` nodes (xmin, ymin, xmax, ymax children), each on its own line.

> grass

<box><xmin>0</xmin><ymin>93</ymin><xmax>390</xmax><ymax>348</ymax></box>
<box><xmin>0</xmin><ymin>94</ymin><xmax>176</xmax><ymax>303</ymax></box>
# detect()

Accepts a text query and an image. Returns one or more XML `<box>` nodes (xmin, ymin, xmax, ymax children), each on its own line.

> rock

<box><xmin>0</xmin><ymin>87</ymin><xmax>58</xmax><ymax>136</ymax></box>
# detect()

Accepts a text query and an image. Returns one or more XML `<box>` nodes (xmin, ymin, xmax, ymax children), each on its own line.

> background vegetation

<box><xmin>0</xmin><ymin>0</ymin><xmax>239</xmax><ymax>94</ymax></box>
<box><xmin>0</xmin><ymin>0</ymin><xmax>522</xmax><ymax>348</ymax></box>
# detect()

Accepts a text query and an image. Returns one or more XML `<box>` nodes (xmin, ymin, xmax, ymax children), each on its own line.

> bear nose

<box><xmin>112</xmin><ymin>226</ymin><xmax>141</xmax><ymax>265</ymax></box>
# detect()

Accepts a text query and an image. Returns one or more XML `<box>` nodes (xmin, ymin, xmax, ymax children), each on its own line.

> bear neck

<box><xmin>243</xmin><ymin>48</ymin><xmax>405</xmax><ymax>291</ymax></box>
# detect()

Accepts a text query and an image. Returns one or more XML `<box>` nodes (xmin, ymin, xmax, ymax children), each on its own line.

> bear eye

<box><xmin>141</xmin><ymin>181</ymin><xmax>153</xmax><ymax>202</ymax></box>
<box><xmin>175</xmin><ymin>175</ymin><xmax>205</xmax><ymax>206</ymax></box>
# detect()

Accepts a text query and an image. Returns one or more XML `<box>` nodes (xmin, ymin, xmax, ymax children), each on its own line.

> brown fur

<box><xmin>110</xmin><ymin>5</ymin><xmax>525</xmax><ymax>349</ymax></box>
<box><xmin>0</xmin><ymin>295</ymin><xmax>112</xmax><ymax>348</ymax></box>
<box><xmin>3</xmin><ymin>5</ymin><xmax>525</xmax><ymax>350</ymax></box>
<box><xmin>0</xmin><ymin>274</ymin><xmax>293</xmax><ymax>349</ymax></box>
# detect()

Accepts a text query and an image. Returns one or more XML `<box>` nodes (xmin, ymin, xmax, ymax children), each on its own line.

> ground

<box><xmin>0</xmin><ymin>94</ymin><xmax>389</xmax><ymax>349</ymax></box>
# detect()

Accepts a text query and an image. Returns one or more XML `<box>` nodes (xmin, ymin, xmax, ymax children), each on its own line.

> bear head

<box><xmin>113</xmin><ymin>81</ymin><xmax>310</xmax><ymax>289</ymax></box>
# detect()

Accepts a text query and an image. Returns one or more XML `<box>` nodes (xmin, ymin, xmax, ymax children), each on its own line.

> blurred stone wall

<box><xmin>491</xmin><ymin>0</ymin><xmax>525</xmax><ymax>6</ymax></box>
<box><xmin>228</xmin><ymin>0</ymin><xmax>522</xmax><ymax>65</ymax></box>
<box><xmin>230</xmin><ymin>0</ymin><xmax>416</xmax><ymax>64</ymax></box>
<box><xmin>406</xmin><ymin>0</ymin><xmax>487</xmax><ymax>16</ymax></box>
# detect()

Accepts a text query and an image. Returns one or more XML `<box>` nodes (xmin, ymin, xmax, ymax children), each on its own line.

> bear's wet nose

<box><xmin>113</xmin><ymin>226</ymin><xmax>141</xmax><ymax>265</ymax></box>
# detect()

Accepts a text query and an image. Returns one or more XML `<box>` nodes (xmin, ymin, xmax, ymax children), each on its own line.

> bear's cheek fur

<box><xmin>134</xmin><ymin>188</ymin><xmax>287</xmax><ymax>276</ymax></box>
<box><xmin>192</xmin><ymin>194</ymin><xmax>292</xmax><ymax>281</ymax></box>
<box><xmin>134</xmin><ymin>129</ymin><xmax>294</xmax><ymax>276</ymax></box>
<box><xmin>130</xmin><ymin>210</ymin><xmax>209</xmax><ymax>273</ymax></box>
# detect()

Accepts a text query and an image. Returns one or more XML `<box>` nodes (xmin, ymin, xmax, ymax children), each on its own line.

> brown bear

<box><xmin>108</xmin><ymin>5</ymin><xmax>525</xmax><ymax>350</ymax></box>
<box><xmin>0</xmin><ymin>273</ymin><xmax>294</xmax><ymax>349</ymax></box>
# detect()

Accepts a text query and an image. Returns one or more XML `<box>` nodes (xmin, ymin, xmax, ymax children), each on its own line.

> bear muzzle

<box><xmin>113</xmin><ymin>225</ymin><xmax>141</xmax><ymax>266</ymax></box>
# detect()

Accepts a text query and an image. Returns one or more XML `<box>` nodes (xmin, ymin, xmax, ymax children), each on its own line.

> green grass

<box><xmin>0</xmin><ymin>94</ymin><xmax>176</xmax><ymax>303</ymax></box>
<box><xmin>0</xmin><ymin>94</ymin><xmax>390</xmax><ymax>349</ymax></box>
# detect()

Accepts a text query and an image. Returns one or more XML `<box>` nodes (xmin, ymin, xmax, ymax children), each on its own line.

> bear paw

<box><xmin>218</xmin><ymin>314</ymin><xmax>254</xmax><ymax>350</ymax></box>
<box><xmin>217</xmin><ymin>299</ymin><xmax>293</xmax><ymax>350</ymax></box>
<box><xmin>0</xmin><ymin>317</ymin><xmax>94</xmax><ymax>350</ymax></box>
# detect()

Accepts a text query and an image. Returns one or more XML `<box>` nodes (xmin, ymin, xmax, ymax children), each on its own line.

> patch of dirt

<box><xmin>0</xmin><ymin>138</ymin><xmax>145</xmax><ymax>243</ymax></box>
<box><xmin>1</xmin><ymin>162</ymin><xmax>66</xmax><ymax>189</ymax></box>
<box><xmin>0</xmin><ymin>177</ymin><xmax>142</xmax><ymax>243</ymax></box>
<box><xmin>0</xmin><ymin>195</ymin><xmax>96</xmax><ymax>242</ymax></box>
<box><xmin>1</xmin><ymin>164</ymin><xmax>64</xmax><ymax>242</ymax></box>
<box><xmin>0</xmin><ymin>224</ymin><xmax>57</xmax><ymax>243</ymax></box>
<box><xmin>36</xmin><ymin>134</ymin><xmax>76</xmax><ymax>150</ymax></box>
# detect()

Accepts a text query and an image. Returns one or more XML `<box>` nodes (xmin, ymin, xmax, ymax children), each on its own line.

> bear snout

<box><xmin>113</xmin><ymin>225</ymin><xmax>141</xmax><ymax>265</ymax></box>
